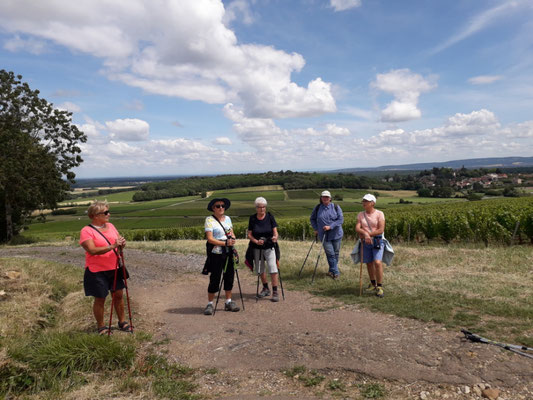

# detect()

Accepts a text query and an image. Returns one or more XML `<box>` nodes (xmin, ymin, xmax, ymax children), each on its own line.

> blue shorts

<box><xmin>361</xmin><ymin>238</ymin><xmax>384</xmax><ymax>264</ymax></box>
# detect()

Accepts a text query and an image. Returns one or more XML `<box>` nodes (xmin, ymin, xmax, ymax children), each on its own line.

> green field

<box><xmin>24</xmin><ymin>185</ymin><xmax>523</xmax><ymax>242</ymax></box>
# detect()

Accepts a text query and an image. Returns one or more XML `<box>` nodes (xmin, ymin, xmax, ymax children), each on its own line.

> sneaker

<box><xmin>376</xmin><ymin>286</ymin><xmax>384</xmax><ymax>298</ymax></box>
<box><xmin>224</xmin><ymin>301</ymin><xmax>240</xmax><ymax>312</ymax></box>
<box><xmin>333</xmin><ymin>274</ymin><xmax>340</xmax><ymax>280</ymax></box>
<box><xmin>204</xmin><ymin>303</ymin><xmax>214</xmax><ymax>315</ymax></box>
<box><xmin>365</xmin><ymin>283</ymin><xmax>377</xmax><ymax>293</ymax></box>
<box><xmin>271</xmin><ymin>291</ymin><xmax>280</xmax><ymax>302</ymax></box>
<box><xmin>258</xmin><ymin>287</ymin><xmax>271</xmax><ymax>298</ymax></box>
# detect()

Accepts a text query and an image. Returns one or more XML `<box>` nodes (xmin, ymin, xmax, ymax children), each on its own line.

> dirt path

<box><xmin>2</xmin><ymin>245</ymin><xmax>532</xmax><ymax>399</ymax></box>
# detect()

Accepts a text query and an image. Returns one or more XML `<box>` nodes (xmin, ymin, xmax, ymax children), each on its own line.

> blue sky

<box><xmin>1</xmin><ymin>0</ymin><xmax>532</xmax><ymax>178</ymax></box>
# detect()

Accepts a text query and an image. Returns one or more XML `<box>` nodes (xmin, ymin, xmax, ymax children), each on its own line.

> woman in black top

<box><xmin>247</xmin><ymin>197</ymin><xmax>280</xmax><ymax>302</ymax></box>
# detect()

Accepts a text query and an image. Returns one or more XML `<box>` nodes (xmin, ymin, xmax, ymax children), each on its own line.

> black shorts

<box><xmin>84</xmin><ymin>267</ymin><xmax>129</xmax><ymax>298</ymax></box>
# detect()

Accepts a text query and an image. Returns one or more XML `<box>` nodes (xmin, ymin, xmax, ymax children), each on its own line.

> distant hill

<box><xmin>329</xmin><ymin>156</ymin><xmax>533</xmax><ymax>173</ymax></box>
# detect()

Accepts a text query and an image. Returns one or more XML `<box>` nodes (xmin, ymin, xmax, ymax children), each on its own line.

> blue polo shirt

<box><xmin>310</xmin><ymin>203</ymin><xmax>344</xmax><ymax>241</ymax></box>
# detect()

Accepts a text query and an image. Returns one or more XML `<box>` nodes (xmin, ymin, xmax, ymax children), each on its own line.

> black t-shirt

<box><xmin>248</xmin><ymin>212</ymin><xmax>277</xmax><ymax>248</ymax></box>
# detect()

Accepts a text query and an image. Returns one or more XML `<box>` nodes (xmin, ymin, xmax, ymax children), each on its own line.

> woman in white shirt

<box><xmin>203</xmin><ymin>197</ymin><xmax>240</xmax><ymax>315</ymax></box>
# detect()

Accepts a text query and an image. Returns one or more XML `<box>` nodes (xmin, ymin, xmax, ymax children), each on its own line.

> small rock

<box><xmin>0</xmin><ymin>290</ymin><xmax>6</xmax><ymax>300</ymax></box>
<box><xmin>464</xmin><ymin>386</ymin><xmax>471</xmax><ymax>394</ymax></box>
<box><xmin>482</xmin><ymin>388</ymin><xmax>500</xmax><ymax>400</ymax></box>
<box><xmin>420</xmin><ymin>391</ymin><xmax>428</xmax><ymax>400</ymax></box>
<box><xmin>474</xmin><ymin>386</ymin><xmax>482</xmax><ymax>396</ymax></box>
<box><xmin>4</xmin><ymin>271</ymin><xmax>21</xmax><ymax>280</ymax></box>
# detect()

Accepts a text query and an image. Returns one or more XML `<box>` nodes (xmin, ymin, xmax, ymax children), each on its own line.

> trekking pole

<box><xmin>119</xmin><ymin>248</ymin><xmax>134</xmax><ymax>333</ymax></box>
<box><xmin>235</xmin><ymin>268</ymin><xmax>245</xmax><ymax>311</ymax></box>
<box><xmin>359</xmin><ymin>240</ymin><xmax>364</xmax><ymax>296</ymax></box>
<box><xmin>461</xmin><ymin>329</ymin><xmax>533</xmax><ymax>359</ymax></box>
<box><xmin>298</xmin><ymin>236</ymin><xmax>316</xmax><ymax>278</ymax></box>
<box><xmin>107</xmin><ymin>257</ymin><xmax>120</xmax><ymax>337</ymax></box>
<box><xmin>311</xmin><ymin>234</ymin><xmax>326</xmax><ymax>284</ymax></box>
<box><xmin>255</xmin><ymin>248</ymin><xmax>262</xmax><ymax>302</ymax></box>
<box><xmin>277</xmin><ymin>260</ymin><xmax>285</xmax><ymax>300</ymax></box>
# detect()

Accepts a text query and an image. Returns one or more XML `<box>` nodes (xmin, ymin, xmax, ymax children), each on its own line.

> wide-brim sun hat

<box><xmin>362</xmin><ymin>193</ymin><xmax>377</xmax><ymax>203</ymax></box>
<box><xmin>321</xmin><ymin>190</ymin><xmax>331</xmax><ymax>198</ymax></box>
<box><xmin>207</xmin><ymin>197</ymin><xmax>231</xmax><ymax>211</ymax></box>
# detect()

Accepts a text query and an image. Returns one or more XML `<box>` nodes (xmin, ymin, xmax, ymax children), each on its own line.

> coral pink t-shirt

<box><xmin>79</xmin><ymin>223</ymin><xmax>120</xmax><ymax>273</ymax></box>
<box><xmin>357</xmin><ymin>210</ymin><xmax>385</xmax><ymax>235</ymax></box>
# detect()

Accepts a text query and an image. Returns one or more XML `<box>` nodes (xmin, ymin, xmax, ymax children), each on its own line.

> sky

<box><xmin>1</xmin><ymin>0</ymin><xmax>532</xmax><ymax>178</ymax></box>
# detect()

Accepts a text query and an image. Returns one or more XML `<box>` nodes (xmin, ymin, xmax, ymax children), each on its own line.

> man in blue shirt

<box><xmin>310</xmin><ymin>190</ymin><xmax>344</xmax><ymax>279</ymax></box>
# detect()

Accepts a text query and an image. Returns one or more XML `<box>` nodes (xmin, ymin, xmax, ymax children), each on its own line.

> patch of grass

<box><xmin>327</xmin><ymin>379</ymin><xmax>346</xmax><ymax>391</ymax></box>
<box><xmin>139</xmin><ymin>354</ymin><xmax>199</xmax><ymax>399</ymax></box>
<box><xmin>298</xmin><ymin>370</ymin><xmax>325</xmax><ymax>387</ymax></box>
<box><xmin>205</xmin><ymin>367</ymin><xmax>219</xmax><ymax>375</ymax></box>
<box><xmin>282</xmin><ymin>365</ymin><xmax>306</xmax><ymax>378</ymax></box>
<box><xmin>0</xmin><ymin>362</ymin><xmax>36</xmax><ymax>395</ymax></box>
<box><xmin>359</xmin><ymin>382</ymin><xmax>386</xmax><ymax>398</ymax></box>
<box><xmin>153</xmin><ymin>337</ymin><xmax>171</xmax><ymax>346</ymax></box>
<box><xmin>134</xmin><ymin>331</ymin><xmax>153</xmax><ymax>342</ymax></box>
<box><xmin>117</xmin><ymin>376</ymin><xmax>144</xmax><ymax>393</ymax></box>
<box><xmin>13</xmin><ymin>333</ymin><xmax>135</xmax><ymax>377</ymax></box>
<box><xmin>152</xmin><ymin>379</ymin><xmax>199</xmax><ymax>400</ymax></box>
<box><xmin>3</xmin><ymin>333</ymin><xmax>135</xmax><ymax>395</ymax></box>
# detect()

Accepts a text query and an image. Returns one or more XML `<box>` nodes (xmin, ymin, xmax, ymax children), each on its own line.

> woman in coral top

<box><xmin>79</xmin><ymin>201</ymin><xmax>128</xmax><ymax>335</ymax></box>
<box><xmin>355</xmin><ymin>194</ymin><xmax>386</xmax><ymax>298</ymax></box>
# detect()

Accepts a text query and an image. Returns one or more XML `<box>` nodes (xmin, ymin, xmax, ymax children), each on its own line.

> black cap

<box><xmin>207</xmin><ymin>197</ymin><xmax>231</xmax><ymax>211</ymax></box>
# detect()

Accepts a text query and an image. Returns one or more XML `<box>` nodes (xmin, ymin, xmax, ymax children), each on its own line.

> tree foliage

<box><xmin>0</xmin><ymin>70</ymin><xmax>86</xmax><ymax>242</ymax></box>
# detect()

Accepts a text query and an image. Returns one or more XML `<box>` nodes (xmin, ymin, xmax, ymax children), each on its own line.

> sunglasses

<box><xmin>97</xmin><ymin>210</ymin><xmax>110</xmax><ymax>215</ymax></box>
<box><xmin>214</xmin><ymin>204</ymin><xmax>225</xmax><ymax>209</ymax></box>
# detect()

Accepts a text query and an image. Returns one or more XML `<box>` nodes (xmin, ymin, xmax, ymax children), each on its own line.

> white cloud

<box><xmin>105</xmin><ymin>118</ymin><xmax>150</xmax><ymax>141</ymax></box>
<box><xmin>214</xmin><ymin>137</ymin><xmax>232</xmax><ymax>145</ymax></box>
<box><xmin>468</xmin><ymin>75</ymin><xmax>503</xmax><ymax>85</ymax></box>
<box><xmin>324</xmin><ymin>124</ymin><xmax>350</xmax><ymax>136</ymax></box>
<box><xmin>3</xmin><ymin>34</ymin><xmax>47</xmax><ymax>54</ymax></box>
<box><xmin>372</xmin><ymin>69</ymin><xmax>437</xmax><ymax>122</ymax></box>
<box><xmin>330</xmin><ymin>0</ymin><xmax>362</xmax><ymax>12</ymax></box>
<box><xmin>430</xmin><ymin>1</ymin><xmax>529</xmax><ymax>55</ymax></box>
<box><xmin>0</xmin><ymin>0</ymin><xmax>336</xmax><ymax>119</ymax></box>
<box><xmin>75</xmin><ymin>109</ymin><xmax>533</xmax><ymax>175</ymax></box>
<box><xmin>56</xmin><ymin>101</ymin><xmax>81</xmax><ymax>113</ymax></box>
<box><xmin>505</xmin><ymin>121</ymin><xmax>533</xmax><ymax>138</ymax></box>
<box><xmin>223</xmin><ymin>103</ymin><xmax>351</xmax><ymax>159</ymax></box>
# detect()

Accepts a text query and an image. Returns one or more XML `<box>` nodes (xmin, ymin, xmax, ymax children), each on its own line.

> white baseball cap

<box><xmin>362</xmin><ymin>193</ymin><xmax>377</xmax><ymax>203</ymax></box>
<box><xmin>321</xmin><ymin>190</ymin><xmax>331</xmax><ymax>198</ymax></box>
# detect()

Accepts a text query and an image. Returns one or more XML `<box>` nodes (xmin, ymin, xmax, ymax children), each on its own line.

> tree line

<box><xmin>132</xmin><ymin>171</ymin><xmax>423</xmax><ymax>202</ymax></box>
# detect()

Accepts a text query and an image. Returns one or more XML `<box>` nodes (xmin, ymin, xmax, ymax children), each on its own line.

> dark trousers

<box><xmin>207</xmin><ymin>253</ymin><xmax>235</xmax><ymax>293</ymax></box>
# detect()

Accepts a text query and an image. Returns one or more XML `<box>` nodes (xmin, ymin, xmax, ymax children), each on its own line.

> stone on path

<box><xmin>482</xmin><ymin>388</ymin><xmax>500</xmax><ymax>400</ymax></box>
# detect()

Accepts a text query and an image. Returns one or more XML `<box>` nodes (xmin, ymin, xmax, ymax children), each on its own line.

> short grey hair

<box><xmin>254</xmin><ymin>197</ymin><xmax>267</xmax><ymax>207</ymax></box>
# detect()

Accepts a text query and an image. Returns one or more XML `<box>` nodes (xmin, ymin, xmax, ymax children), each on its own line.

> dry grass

<box><xmin>0</xmin><ymin>257</ymin><xmax>200</xmax><ymax>400</ymax></box>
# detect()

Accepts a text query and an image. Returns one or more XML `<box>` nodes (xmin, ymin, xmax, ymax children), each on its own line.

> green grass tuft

<box><xmin>359</xmin><ymin>382</ymin><xmax>386</xmax><ymax>398</ymax></box>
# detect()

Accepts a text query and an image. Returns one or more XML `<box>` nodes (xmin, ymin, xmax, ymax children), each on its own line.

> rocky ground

<box><xmin>1</xmin><ymin>245</ymin><xmax>532</xmax><ymax>400</ymax></box>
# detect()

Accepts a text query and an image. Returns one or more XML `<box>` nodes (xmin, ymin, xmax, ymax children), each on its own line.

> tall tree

<box><xmin>0</xmin><ymin>70</ymin><xmax>86</xmax><ymax>242</ymax></box>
